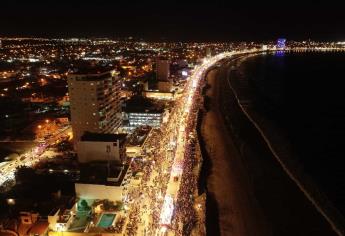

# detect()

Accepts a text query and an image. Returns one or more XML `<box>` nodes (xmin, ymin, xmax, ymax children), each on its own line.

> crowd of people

<box><xmin>172</xmin><ymin>84</ymin><xmax>203</xmax><ymax>235</ymax></box>
<box><xmin>125</xmin><ymin>204</ymin><xmax>140</xmax><ymax>235</ymax></box>
<box><xmin>124</xmin><ymin>119</ymin><xmax>177</xmax><ymax>235</ymax></box>
<box><xmin>123</xmin><ymin>66</ymin><xmax>206</xmax><ymax>236</ymax></box>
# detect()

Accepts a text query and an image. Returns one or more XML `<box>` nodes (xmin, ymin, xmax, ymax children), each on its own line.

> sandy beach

<box><xmin>201</xmin><ymin>64</ymin><xmax>339</xmax><ymax>236</ymax></box>
<box><xmin>201</xmin><ymin>68</ymin><xmax>270</xmax><ymax>236</ymax></box>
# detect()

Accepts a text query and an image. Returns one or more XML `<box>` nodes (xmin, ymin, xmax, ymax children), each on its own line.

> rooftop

<box><xmin>80</xmin><ymin>132</ymin><xmax>127</xmax><ymax>143</ymax></box>
<box><xmin>68</xmin><ymin>71</ymin><xmax>117</xmax><ymax>82</ymax></box>
<box><xmin>79</xmin><ymin>162</ymin><xmax>129</xmax><ymax>186</ymax></box>
<box><xmin>27</xmin><ymin>220</ymin><xmax>49</xmax><ymax>235</ymax></box>
<box><xmin>71</xmin><ymin>63</ymin><xmax>116</xmax><ymax>75</ymax></box>
<box><xmin>123</xmin><ymin>95</ymin><xmax>164</xmax><ymax>113</ymax></box>
<box><xmin>127</xmin><ymin>126</ymin><xmax>152</xmax><ymax>146</ymax></box>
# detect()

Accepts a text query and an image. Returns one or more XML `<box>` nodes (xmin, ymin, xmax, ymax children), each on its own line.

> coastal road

<box><xmin>0</xmin><ymin>125</ymin><xmax>72</xmax><ymax>187</ymax></box>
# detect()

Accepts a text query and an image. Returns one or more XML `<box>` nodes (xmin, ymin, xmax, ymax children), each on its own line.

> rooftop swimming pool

<box><xmin>97</xmin><ymin>213</ymin><xmax>116</xmax><ymax>228</ymax></box>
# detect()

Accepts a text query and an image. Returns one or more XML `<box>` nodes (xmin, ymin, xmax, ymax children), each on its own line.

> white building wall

<box><xmin>77</xmin><ymin>140</ymin><xmax>121</xmax><ymax>163</ymax></box>
<box><xmin>75</xmin><ymin>183</ymin><xmax>123</xmax><ymax>202</ymax></box>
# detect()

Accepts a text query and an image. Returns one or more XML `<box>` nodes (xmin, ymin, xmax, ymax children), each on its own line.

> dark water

<box><xmin>241</xmin><ymin>51</ymin><xmax>345</xmax><ymax>216</ymax></box>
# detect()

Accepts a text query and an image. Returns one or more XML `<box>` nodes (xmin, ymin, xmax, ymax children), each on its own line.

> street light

<box><xmin>6</xmin><ymin>198</ymin><xmax>15</xmax><ymax>205</ymax></box>
<box><xmin>38</xmin><ymin>125</ymin><xmax>42</xmax><ymax>129</ymax></box>
<box><xmin>45</xmin><ymin>119</ymin><xmax>50</xmax><ymax>124</ymax></box>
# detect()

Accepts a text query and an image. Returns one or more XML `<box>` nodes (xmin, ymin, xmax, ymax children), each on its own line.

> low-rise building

<box><xmin>143</xmin><ymin>90</ymin><xmax>175</xmax><ymax>100</ymax></box>
<box><xmin>27</xmin><ymin>221</ymin><xmax>49</xmax><ymax>236</ymax></box>
<box><xmin>76</xmin><ymin>162</ymin><xmax>131</xmax><ymax>202</ymax></box>
<box><xmin>77</xmin><ymin>132</ymin><xmax>127</xmax><ymax>164</ymax></box>
<box><xmin>48</xmin><ymin>163</ymin><xmax>131</xmax><ymax>235</ymax></box>
<box><xmin>123</xmin><ymin>96</ymin><xmax>165</xmax><ymax>128</ymax></box>
<box><xmin>0</xmin><ymin>196</ymin><xmax>74</xmax><ymax>236</ymax></box>
<box><xmin>157</xmin><ymin>81</ymin><xmax>172</xmax><ymax>92</ymax></box>
<box><xmin>125</xmin><ymin>126</ymin><xmax>152</xmax><ymax>157</ymax></box>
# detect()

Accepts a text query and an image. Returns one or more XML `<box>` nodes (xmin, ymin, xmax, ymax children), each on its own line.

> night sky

<box><xmin>1</xmin><ymin>0</ymin><xmax>345</xmax><ymax>42</ymax></box>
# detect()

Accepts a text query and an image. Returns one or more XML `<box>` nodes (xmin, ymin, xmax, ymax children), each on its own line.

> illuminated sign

<box><xmin>277</xmin><ymin>38</ymin><xmax>286</xmax><ymax>49</ymax></box>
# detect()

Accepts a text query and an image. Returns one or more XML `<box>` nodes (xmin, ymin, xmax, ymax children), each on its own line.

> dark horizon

<box><xmin>1</xmin><ymin>1</ymin><xmax>345</xmax><ymax>42</ymax></box>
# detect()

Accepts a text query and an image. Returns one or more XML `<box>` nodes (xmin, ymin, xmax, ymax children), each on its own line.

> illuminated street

<box><xmin>122</xmin><ymin>49</ymin><xmax>267</xmax><ymax>236</ymax></box>
<box><xmin>2</xmin><ymin>46</ymin><xmax>345</xmax><ymax>236</ymax></box>
<box><xmin>0</xmin><ymin>124</ymin><xmax>71</xmax><ymax>187</ymax></box>
<box><xmin>2</xmin><ymin>3</ymin><xmax>345</xmax><ymax>236</ymax></box>
<box><xmin>121</xmin><ymin>46</ymin><xmax>345</xmax><ymax>235</ymax></box>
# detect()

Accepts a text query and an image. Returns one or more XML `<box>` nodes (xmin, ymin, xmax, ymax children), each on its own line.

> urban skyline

<box><xmin>1</xmin><ymin>2</ymin><xmax>345</xmax><ymax>236</ymax></box>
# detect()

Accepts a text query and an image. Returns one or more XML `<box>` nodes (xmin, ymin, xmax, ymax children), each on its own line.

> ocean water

<box><xmin>241</xmin><ymin>51</ymin><xmax>345</xmax><ymax>216</ymax></box>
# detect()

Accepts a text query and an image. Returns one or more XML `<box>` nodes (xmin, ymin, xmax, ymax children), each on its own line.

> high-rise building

<box><xmin>68</xmin><ymin>69</ymin><xmax>122</xmax><ymax>144</ymax></box>
<box><xmin>156</xmin><ymin>59</ymin><xmax>170</xmax><ymax>82</ymax></box>
<box><xmin>206</xmin><ymin>47</ymin><xmax>212</xmax><ymax>57</ymax></box>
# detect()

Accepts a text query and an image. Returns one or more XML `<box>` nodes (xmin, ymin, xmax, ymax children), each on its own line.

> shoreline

<box><xmin>225</xmin><ymin>54</ymin><xmax>345</xmax><ymax>235</ymax></box>
<box><xmin>199</xmin><ymin>57</ymin><xmax>342</xmax><ymax>235</ymax></box>
<box><xmin>199</xmin><ymin>68</ymin><xmax>270</xmax><ymax>236</ymax></box>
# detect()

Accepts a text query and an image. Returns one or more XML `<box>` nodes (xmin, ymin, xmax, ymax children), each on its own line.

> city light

<box><xmin>1</xmin><ymin>34</ymin><xmax>345</xmax><ymax>236</ymax></box>
<box><xmin>277</xmin><ymin>38</ymin><xmax>287</xmax><ymax>49</ymax></box>
<box><xmin>6</xmin><ymin>198</ymin><xmax>15</xmax><ymax>205</ymax></box>
<box><xmin>160</xmin><ymin>195</ymin><xmax>174</xmax><ymax>225</ymax></box>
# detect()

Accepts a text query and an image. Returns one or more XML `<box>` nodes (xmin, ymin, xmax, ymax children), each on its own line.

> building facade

<box><xmin>77</xmin><ymin>132</ymin><xmax>127</xmax><ymax>163</ymax></box>
<box><xmin>68</xmin><ymin>70</ymin><xmax>122</xmax><ymax>143</ymax></box>
<box><xmin>156</xmin><ymin>59</ymin><xmax>170</xmax><ymax>82</ymax></box>
<box><xmin>126</xmin><ymin>111</ymin><xmax>163</xmax><ymax>128</ymax></box>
